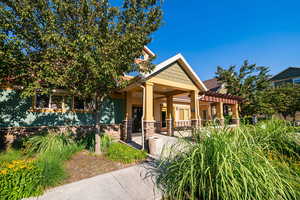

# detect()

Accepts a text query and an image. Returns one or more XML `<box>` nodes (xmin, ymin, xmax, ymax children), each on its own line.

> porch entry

<box><xmin>132</xmin><ymin>106</ymin><xmax>143</xmax><ymax>133</ymax></box>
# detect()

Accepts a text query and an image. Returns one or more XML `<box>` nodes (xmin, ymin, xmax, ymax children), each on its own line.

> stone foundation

<box><xmin>166</xmin><ymin>119</ymin><xmax>173</xmax><ymax>136</ymax></box>
<box><xmin>0</xmin><ymin>124</ymin><xmax>122</xmax><ymax>150</ymax></box>
<box><xmin>143</xmin><ymin>120</ymin><xmax>156</xmax><ymax>150</ymax></box>
<box><xmin>155</xmin><ymin>121</ymin><xmax>161</xmax><ymax>133</ymax></box>
<box><xmin>232</xmin><ymin>118</ymin><xmax>240</xmax><ymax>126</ymax></box>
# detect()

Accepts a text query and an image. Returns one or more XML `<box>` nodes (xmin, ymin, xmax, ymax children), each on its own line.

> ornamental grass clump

<box><xmin>155</xmin><ymin>120</ymin><xmax>298</xmax><ymax>200</ymax></box>
<box><xmin>24</xmin><ymin>130</ymin><xmax>75</xmax><ymax>155</ymax></box>
<box><xmin>0</xmin><ymin>159</ymin><xmax>43</xmax><ymax>200</ymax></box>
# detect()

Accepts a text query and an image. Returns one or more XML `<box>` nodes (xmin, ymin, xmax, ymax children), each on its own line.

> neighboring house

<box><xmin>0</xmin><ymin>47</ymin><xmax>242</xmax><ymax>147</ymax></box>
<box><xmin>270</xmin><ymin>67</ymin><xmax>300</xmax><ymax>86</ymax></box>
<box><xmin>270</xmin><ymin>67</ymin><xmax>300</xmax><ymax>122</ymax></box>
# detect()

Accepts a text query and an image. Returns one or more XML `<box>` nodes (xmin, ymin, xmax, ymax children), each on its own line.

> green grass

<box><xmin>36</xmin><ymin>144</ymin><xmax>83</xmax><ymax>188</ymax></box>
<box><xmin>0</xmin><ymin>149</ymin><xmax>24</xmax><ymax>163</ymax></box>
<box><xmin>24</xmin><ymin>130</ymin><xmax>75</xmax><ymax>155</ymax></box>
<box><xmin>155</xmin><ymin>119</ymin><xmax>300</xmax><ymax>200</ymax></box>
<box><xmin>106</xmin><ymin>142</ymin><xmax>147</xmax><ymax>164</ymax></box>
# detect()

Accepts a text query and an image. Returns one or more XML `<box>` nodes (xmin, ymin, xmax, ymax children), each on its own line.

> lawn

<box><xmin>0</xmin><ymin>131</ymin><xmax>147</xmax><ymax>200</ymax></box>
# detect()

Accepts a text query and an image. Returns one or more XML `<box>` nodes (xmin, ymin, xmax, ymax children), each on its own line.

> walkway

<box><xmin>25</xmin><ymin>163</ymin><xmax>161</xmax><ymax>200</ymax></box>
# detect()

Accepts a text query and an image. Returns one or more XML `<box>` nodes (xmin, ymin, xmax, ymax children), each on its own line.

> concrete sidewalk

<box><xmin>26</xmin><ymin>163</ymin><xmax>161</xmax><ymax>200</ymax></box>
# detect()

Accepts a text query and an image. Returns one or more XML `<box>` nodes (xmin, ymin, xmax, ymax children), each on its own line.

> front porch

<box><xmin>120</xmin><ymin>54</ymin><xmax>242</xmax><ymax>149</ymax></box>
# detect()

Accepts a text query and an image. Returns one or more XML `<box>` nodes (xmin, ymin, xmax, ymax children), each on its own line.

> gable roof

<box><xmin>143</xmin><ymin>54</ymin><xmax>208</xmax><ymax>91</ymax></box>
<box><xmin>270</xmin><ymin>67</ymin><xmax>300</xmax><ymax>81</ymax></box>
<box><xmin>143</xmin><ymin>46</ymin><xmax>155</xmax><ymax>57</ymax></box>
<box><xmin>203</xmin><ymin>78</ymin><xmax>222</xmax><ymax>92</ymax></box>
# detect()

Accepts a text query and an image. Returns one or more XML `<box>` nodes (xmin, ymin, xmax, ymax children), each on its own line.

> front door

<box><xmin>161</xmin><ymin>111</ymin><xmax>167</xmax><ymax>128</ymax></box>
<box><xmin>132</xmin><ymin>106</ymin><xmax>143</xmax><ymax>133</ymax></box>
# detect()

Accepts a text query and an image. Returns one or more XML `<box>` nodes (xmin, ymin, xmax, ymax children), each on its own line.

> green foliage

<box><xmin>100</xmin><ymin>134</ymin><xmax>113</xmax><ymax>152</ymax></box>
<box><xmin>264</xmin><ymin>84</ymin><xmax>300</xmax><ymax>120</ymax></box>
<box><xmin>0</xmin><ymin>160</ymin><xmax>43</xmax><ymax>200</ymax></box>
<box><xmin>36</xmin><ymin>144</ymin><xmax>82</xmax><ymax>188</ymax></box>
<box><xmin>106</xmin><ymin>142</ymin><xmax>147</xmax><ymax>164</ymax></box>
<box><xmin>0</xmin><ymin>131</ymin><xmax>82</xmax><ymax>196</ymax></box>
<box><xmin>216</xmin><ymin>60</ymin><xmax>272</xmax><ymax>116</ymax></box>
<box><xmin>24</xmin><ymin>130</ymin><xmax>75</xmax><ymax>155</ymax></box>
<box><xmin>0</xmin><ymin>149</ymin><xmax>24</xmax><ymax>163</ymax></box>
<box><xmin>0</xmin><ymin>0</ymin><xmax>162</xmax><ymax>99</ymax></box>
<box><xmin>78</xmin><ymin>132</ymin><xmax>112</xmax><ymax>152</ymax></box>
<box><xmin>155</xmin><ymin>119</ymin><xmax>299</xmax><ymax>200</ymax></box>
<box><xmin>248</xmin><ymin>120</ymin><xmax>300</xmax><ymax>159</ymax></box>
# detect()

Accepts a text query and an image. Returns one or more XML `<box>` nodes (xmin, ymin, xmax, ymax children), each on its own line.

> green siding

<box><xmin>0</xmin><ymin>89</ymin><xmax>125</xmax><ymax>128</ymax></box>
<box><xmin>155</xmin><ymin>62</ymin><xmax>195</xmax><ymax>86</ymax></box>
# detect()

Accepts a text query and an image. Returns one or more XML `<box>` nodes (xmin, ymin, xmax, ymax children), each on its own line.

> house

<box><xmin>0</xmin><ymin>47</ymin><xmax>242</xmax><ymax>147</ymax></box>
<box><xmin>270</xmin><ymin>67</ymin><xmax>300</xmax><ymax>122</ymax></box>
<box><xmin>270</xmin><ymin>67</ymin><xmax>300</xmax><ymax>86</ymax></box>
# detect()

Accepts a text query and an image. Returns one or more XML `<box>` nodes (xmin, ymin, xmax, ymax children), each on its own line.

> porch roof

<box><xmin>199</xmin><ymin>91</ymin><xmax>243</xmax><ymax>104</ymax></box>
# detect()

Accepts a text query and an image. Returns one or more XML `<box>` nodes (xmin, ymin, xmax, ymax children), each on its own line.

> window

<box><xmin>50</xmin><ymin>95</ymin><xmax>63</xmax><ymax>109</ymax></box>
<box><xmin>74</xmin><ymin>97</ymin><xmax>85</xmax><ymax>110</ymax></box>
<box><xmin>36</xmin><ymin>94</ymin><xmax>50</xmax><ymax>109</ymax></box>
<box><xmin>64</xmin><ymin>96</ymin><xmax>73</xmax><ymax>111</ymax></box>
<box><xmin>179</xmin><ymin>109</ymin><xmax>185</xmax><ymax>120</ymax></box>
<box><xmin>294</xmin><ymin>78</ymin><xmax>300</xmax><ymax>84</ymax></box>
<box><xmin>34</xmin><ymin>92</ymin><xmax>94</xmax><ymax>112</ymax></box>
<box><xmin>85</xmin><ymin>98</ymin><xmax>95</xmax><ymax>110</ymax></box>
<box><xmin>73</xmin><ymin>97</ymin><xmax>95</xmax><ymax>111</ymax></box>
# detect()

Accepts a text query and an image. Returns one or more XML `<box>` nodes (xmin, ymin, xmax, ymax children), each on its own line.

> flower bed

<box><xmin>0</xmin><ymin>159</ymin><xmax>43</xmax><ymax>200</ymax></box>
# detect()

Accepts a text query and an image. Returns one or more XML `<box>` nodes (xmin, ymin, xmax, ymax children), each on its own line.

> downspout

<box><xmin>140</xmin><ymin>85</ymin><xmax>146</xmax><ymax>150</ymax></box>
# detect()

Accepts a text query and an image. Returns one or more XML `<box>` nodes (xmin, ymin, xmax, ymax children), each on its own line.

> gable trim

<box><xmin>144</xmin><ymin>54</ymin><xmax>208</xmax><ymax>91</ymax></box>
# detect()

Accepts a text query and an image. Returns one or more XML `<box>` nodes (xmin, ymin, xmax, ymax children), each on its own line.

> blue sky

<box><xmin>148</xmin><ymin>0</ymin><xmax>300</xmax><ymax>80</ymax></box>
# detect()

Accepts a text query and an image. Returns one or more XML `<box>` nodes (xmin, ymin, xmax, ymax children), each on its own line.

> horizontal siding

<box><xmin>155</xmin><ymin>62</ymin><xmax>195</xmax><ymax>86</ymax></box>
<box><xmin>0</xmin><ymin>89</ymin><xmax>125</xmax><ymax>128</ymax></box>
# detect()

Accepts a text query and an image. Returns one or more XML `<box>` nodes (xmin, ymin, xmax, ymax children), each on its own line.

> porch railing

<box><xmin>174</xmin><ymin>120</ymin><xmax>191</xmax><ymax>128</ymax></box>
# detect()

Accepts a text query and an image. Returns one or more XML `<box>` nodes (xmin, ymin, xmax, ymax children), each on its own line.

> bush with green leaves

<box><xmin>78</xmin><ymin>132</ymin><xmax>112</xmax><ymax>152</ymax></box>
<box><xmin>155</xmin><ymin>119</ymin><xmax>299</xmax><ymax>200</ymax></box>
<box><xmin>0</xmin><ymin>159</ymin><xmax>43</xmax><ymax>200</ymax></box>
<box><xmin>0</xmin><ymin>150</ymin><xmax>24</xmax><ymax>163</ymax></box>
<box><xmin>36</xmin><ymin>144</ymin><xmax>82</xmax><ymax>188</ymax></box>
<box><xmin>24</xmin><ymin>130</ymin><xmax>75</xmax><ymax>155</ymax></box>
<box><xmin>106</xmin><ymin>142</ymin><xmax>147</xmax><ymax>164</ymax></box>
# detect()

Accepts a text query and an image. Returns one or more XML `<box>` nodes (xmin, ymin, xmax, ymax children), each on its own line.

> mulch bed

<box><xmin>63</xmin><ymin>150</ymin><xmax>134</xmax><ymax>184</ymax></box>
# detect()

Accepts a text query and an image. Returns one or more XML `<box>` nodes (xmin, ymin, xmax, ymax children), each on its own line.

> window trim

<box><xmin>32</xmin><ymin>92</ymin><xmax>96</xmax><ymax>113</ymax></box>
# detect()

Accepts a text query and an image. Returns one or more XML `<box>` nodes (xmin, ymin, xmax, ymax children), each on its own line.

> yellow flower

<box><xmin>1</xmin><ymin>169</ymin><xmax>8</xmax><ymax>175</ymax></box>
<box><xmin>7</xmin><ymin>164</ymin><xmax>14</xmax><ymax>169</ymax></box>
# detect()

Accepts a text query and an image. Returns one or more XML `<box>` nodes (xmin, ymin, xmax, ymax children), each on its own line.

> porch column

<box><xmin>123</xmin><ymin>91</ymin><xmax>132</xmax><ymax>142</ymax></box>
<box><xmin>143</xmin><ymin>82</ymin><xmax>155</xmax><ymax>148</ymax></box>
<box><xmin>216</xmin><ymin>102</ymin><xmax>224</xmax><ymax>126</ymax></box>
<box><xmin>166</xmin><ymin>95</ymin><xmax>174</xmax><ymax>136</ymax></box>
<box><xmin>190</xmin><ymin>90</ymin><xmax>200</xmax><ymax>128</ymax></box>
<box><xmin>207</xmin><ymin>103</ymin><xmax>213</xmax><ymax>121</ymax></box>
<box><xmin>230</xmin><ymin>103</ymin><xmax>240</xmax><ymax>126</ymax></box>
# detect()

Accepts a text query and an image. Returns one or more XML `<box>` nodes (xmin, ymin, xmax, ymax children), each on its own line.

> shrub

<box><xmin>106</xmin><ymin>142</ymin><xmax>147</xmax><ymax>164</ymax></box>
<box><xmin>36</xmin><ymin>144</ymin><xmax>83</xmax><ymax>188</ymax></box>
<box><xmin>77</xmin><ymin>132</ymin><xmax>113</xmax><ymax>152</ymax></box>
<box><xmin>100</xmin><ymin>134</ymin><xmax>113</xmax><ymax>152</ymax></box>
<box><xmin>24</xmin><ymin>130</ymin><xmax>75</xmax><ymax>155</ymax></box>
<box><xmin>155</xmin><ymin>122</ymin><xmax>298</xmax><ymax>200</ymax></box>
<box><xmin>247</xmin><ymin>119</ymin><xmax>300</xmax><ymax>160</ymax></box>
<box><xmin>0</xmin><ymin>159</ymin><xmax>43</xmax><ymax>200</ymax></box>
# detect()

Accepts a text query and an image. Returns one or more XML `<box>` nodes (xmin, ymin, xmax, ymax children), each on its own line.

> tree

<box><xmin>215</xmin><ymin>60</ymin><xmax>272</xmax><ymax>117</ymax></box>
<box><xmin>0</xmin><ymin>0</ymin><xmax>162</xmax><ymax>153</ymax></box>
<box><xmin>266</xmin><ymin>84</ymin><xmax>300</xmax><ymax>121</ymax></box>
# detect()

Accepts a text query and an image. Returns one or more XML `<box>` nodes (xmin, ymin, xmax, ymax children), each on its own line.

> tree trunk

<box><xmin>94</xmin><ymin>95</ymin><xmax>102</xmax><ymax>155</ymax></box>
